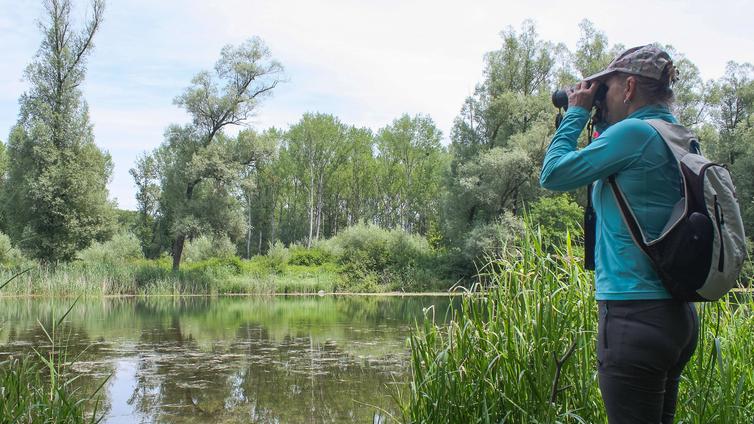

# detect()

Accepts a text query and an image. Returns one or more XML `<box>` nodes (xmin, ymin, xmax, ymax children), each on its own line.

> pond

<box><xmin>0</xmin><ymin>295</ymin><xmax>456</xmax><ymax>423</ymax></box>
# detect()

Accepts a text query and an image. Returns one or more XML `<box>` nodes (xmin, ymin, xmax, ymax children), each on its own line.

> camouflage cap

<box><xmin>585</xmin><ymin>45</ymin><xmax>673</xmax><ymax>82</ymax></box>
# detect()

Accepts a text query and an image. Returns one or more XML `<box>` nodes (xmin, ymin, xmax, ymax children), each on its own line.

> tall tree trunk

<box><xmin>307</xmin><ymin>169</ymin><xmax>315</xmax><ymax>247</ymax></box>
<box><xmin>290</xmin><ymin>180</ymin><xmax>298</xmax><ymax>243</ymax></box>
<box><xmin>172</xmin><ymin>181</ymin><xmax>197</xmax><ymax>271</ymax></box>
<box><xmin>172</xmin><ymin>235</ymin><xmax>186</xmax><ymax>271</ymax></box>
<box><xmin>315</xmin><ymin>172</ymin><xmax>324</xmax><ymax>241</ymax></box>
<box><xmin>246</xmin><ymin>194</ymin><xmax>252</xmax><ymax>259</ymax></box>
<box><xmin>274</xmin><ymin>199</ymin><xmax>282</xmax><ymax>242</ymax></box>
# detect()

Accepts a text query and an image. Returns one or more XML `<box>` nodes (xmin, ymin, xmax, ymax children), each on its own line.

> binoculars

<box><xmin>551</xmin><ymin>83</ymin><xmax>608</xmax><ymax>110</ymax></box>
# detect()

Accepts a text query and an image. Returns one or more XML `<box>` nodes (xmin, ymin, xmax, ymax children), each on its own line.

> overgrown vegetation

<box><xmin>0</xmin><ymin>224</ymin><xmax>459</xmax><ymax>296</ymax></box>
<box><xmin>0</xmin><ymin>277</ymin><xmax>106</xmax><ymax>423</ymax></box>
<box><xmin>398</xmin><ymin>225</ymin><xmax>754</xmax><ymax>423</ymax></box>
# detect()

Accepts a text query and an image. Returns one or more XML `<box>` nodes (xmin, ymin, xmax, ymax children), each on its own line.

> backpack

<box><xmin>608</xmin><ymin>119</ymin><xmax>747</xmax><ymax>302</ymax></box>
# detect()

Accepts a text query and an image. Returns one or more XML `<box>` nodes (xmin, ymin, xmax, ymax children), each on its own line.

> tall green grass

<box><xmin>399</xmin><ymin>226</ymin><xmax>754</xmax><ymax>423</ymax></box>
<box><xmin>1</xmin><ymin>276</ymin><xmax>107</xmax><ymax>423</ymax></box>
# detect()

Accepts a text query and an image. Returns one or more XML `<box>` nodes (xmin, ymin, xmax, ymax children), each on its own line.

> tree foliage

<box><xmin>3</xmin><ymin>0</ymin><xmax>114</xmax><ymax>262</ymax></box>
<box><xmin>148</xmin><ymin>38</ymin><xmax>283</xmax><ymax>270</ymax></box>
<box><xmin>442</xmin><ymin>21</ymin><xmax>555</xmax><ymax>249</ymax></box>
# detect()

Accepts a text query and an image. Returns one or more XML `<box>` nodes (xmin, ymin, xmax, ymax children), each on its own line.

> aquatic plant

<box><xmin>399</xmin><ymin>225</ymin><xmax>754</xmax><ymax>423</ymax></box>
<box><xmin>1</xmin><ymin>275</ymin><xmax>107</xmax><ymax>423</ymax></box>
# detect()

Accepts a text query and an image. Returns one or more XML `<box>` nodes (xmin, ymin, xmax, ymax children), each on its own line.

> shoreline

<box><xmin>2</xmin><ymin>288</ymin><xmax>749</xmax><ymax>300</ymax></box>
<box><xmin>0</xmin><ymin>290</ymin><xmax>467</xmax><ymax>299</ymax></box>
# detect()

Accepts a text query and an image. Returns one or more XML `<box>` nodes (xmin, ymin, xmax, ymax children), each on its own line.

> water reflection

<box><xmin>0</xmin><ymin>295</ymin><xmax>454</xmax><ymax>423</ymax></box>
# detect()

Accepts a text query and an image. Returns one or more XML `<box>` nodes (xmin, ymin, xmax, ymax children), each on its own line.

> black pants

<box><xmin>597</xmin><ymin>300</ymin><xmax>698</xmax><ymax>424</ymax></box>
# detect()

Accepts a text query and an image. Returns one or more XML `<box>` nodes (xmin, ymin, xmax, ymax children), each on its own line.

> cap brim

<box><xmin>584</xmin><ymin>68</ymin><xmax>616</xmax><ymax>82</ymax></box>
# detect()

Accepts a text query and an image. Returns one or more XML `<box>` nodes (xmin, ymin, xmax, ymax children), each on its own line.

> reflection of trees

<box><xmin>124</xmin><ymin>318</ymin><xmax>407</xmax><ymax>423</ymax></box>
<box><xmin>127</xmin><ymin>313</ymin><xmax>242</xmax><ymax>422</ymax></box>
<box><xmin>0</xmin><ymin>295</ymin><xmax>454</xmax><ymax>423</ymax></box>
<box><xmin>230</xmin><ymin>326</ymin><xmax>408</xmax><ymax>424</ymax></box>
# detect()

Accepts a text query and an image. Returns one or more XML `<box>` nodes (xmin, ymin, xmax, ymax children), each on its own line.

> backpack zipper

<box><xmin>713</xmin><ymin>195</ymin><xmax>725</xmax><ymax>272</ymax></box>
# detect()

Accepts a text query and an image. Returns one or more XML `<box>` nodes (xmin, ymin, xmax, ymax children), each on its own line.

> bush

<box><xmin>183</xmin><ymin>234</ymin><xmax>237</xmax><ymax>263</ymax></box>
<box><xmin>330</xmin><ymin>223</ymin><xmax>434</xmax><ymax>291</ymax></box>
<box><xmin>184</xmin><ymin>256</ymin><xmax>244</xmax><ymax>275</ymax></box>
<box><xmin>528</xmin><ymin>193</ymin><xmax>584</xmax><ymax>246</ymax></box>
<box><xmin>133</xmin><ymin>260</ymin><xmax>173</xmax><ymax>288</ymax></box>
<box><xmin>312</xmin><ymin>237</ymin><xmax>343</xmax><ymax>259</ymax></box>
<box><xmin>77</xmin><ymin>232</ymin><xmax>143</xmax><ymax>265</ymax></box>
<box><xmin>461</xmin><ymin>212</ymin><xmax>524</xmax><ymax>265</ymax></box>
<box><xmin>739</xmin><ymin>239</ymin><xmax>754</xmax><ymax>287</ymax></box>
<box><xmin>288</xmin><ymin>245</ymin><xmax>333</xmax><ymax>266</ymax></box>
<box><xmin>0</xmin><ymin>232</ymin><xmax>32</xmax><ymax>268</ymax></box>
<box><xmin>260</xmin><ymin>241</ymin><xmax>289</xmax><ymax>274</ymax></box>
<box><xmin>333</xmin><ymin>223</ymin><xmax>392</xmax><ymax>271</ymax></box>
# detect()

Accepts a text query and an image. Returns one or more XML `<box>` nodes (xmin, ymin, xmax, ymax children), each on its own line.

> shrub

<box><xmin>0</xmin><ymin>232</ymin><xmax>32</xmax><ymax>268</ymax></box>
<box><xmin>262</xmin><ymin>241</ymin><xmax>289</xmax><ymax>274</ymax></box>
<box><xmin>333</xmin><ymin>223</ymin><xmax>392</xmax><ymax>271</ymax></box>
<box><xmin>183</xmin><ymin>234</ymin><xmax>237</xmax><ymax>263</ymax></box>
<box><xmin>330</xmin><ymin>223</ymin><xmax>434</xmax><ymax>290</ymax></box>
<box><xmin>312</xmin><ymin>237</ymin><xmax>343</xmax><ymax>259</ymax></box>
<box><xmin>184</xmin><ymin>256</ymin><xmax>244</xmax><ymax>275</ymax></box>
<box><xmin>77</xmin><ymin>232</ymin><xmax>143</xmax><ymax>265</ymax></box>
<box><xmin>288</xmin><ymin>245</ymin><xmax>333</xmax><ymax>266</ymax></box>
<box><xmin>133</xmin><ymin>261</ymin><xmax>173</xmax><ymax>288</ymax></box>
<box><xmin>461</xmin><ymin>212</ymin><xmax>524</xmax><ymax>265</ymax></box>
<box><xmin>528</xmin><ymin>193</ymin><xmax>584</xmax><ymax>246</ymax></box>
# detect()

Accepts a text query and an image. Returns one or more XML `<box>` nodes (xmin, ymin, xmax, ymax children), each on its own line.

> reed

<box><xmin>399</xmin><ymin>226</ymin><xmax>754</xmax><ymax>423</ymax></box>
<box><xmin>1</xmin><ymin>276</ymin><xmax>107</xmax><ymax>423</ymax></box>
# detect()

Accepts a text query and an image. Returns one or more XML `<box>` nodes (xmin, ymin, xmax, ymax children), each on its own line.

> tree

<box><xmin>573</xmin><ymin>20</ymin><xmax>613</xmax><ymax>79</ymax></box>
<box><xmin>663</xmin><ymin>46</ymin><xmax>716</xmax><ymax>128</ymax></box>
<box><xmin>710</xmin><ymin>62</ymin><xmax>754</xmax><ymax>165</ymax></box>
<box><xmin>155</xmin><ymin>38</ymin><xmax>283</xmax><ymax>270</ymax></box>
<box><xmin>130</xmin><ymin>152</ymin><xmax>161</xmax><ymax>257</ymax></box>
<box><xmin>528</xmin><ymin>193</ymin><xmax>584</xmax><ymax>246</ymax></box>
<box><xmin>443</xmin><ymin>21</ymin><xmax>555</xmax><ymax>247</ymax></box>
<box><xmin>236</xmin><ymin>128</ymin><xmax>281</xmax><ymax>257</ymax></box>
<box><xmin>335</xmin><ymin>126</ymin><xmax>377</xmax><ymax>230</ymax></box>
<box><xmin>375</xmin><ymin>114</ymin><xmax>446</xmax><ymax>233</ymax></box>
<box><xmin>4</xmin><ymin>0</ymin><xmax>114</xmax><ymax>262</ymax></box>
<box><xmin>285</xmin><ymin>113</ymin><xmax>350</xmax><ymax>246</ymax></box>
<box><xmin>728</xmin><ymin>126</ymin><xmax>754</xmax><ymax>238</ymax></box>
<box><xmin>0</xmin><ymin>140</ymin><xmax>8</xmax><ymax>233</ymax></box>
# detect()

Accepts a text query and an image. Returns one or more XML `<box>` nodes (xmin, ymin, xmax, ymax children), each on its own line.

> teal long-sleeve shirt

<box><xmin>540</xmin><ymin>105</ymin><xmax>681</xmax><ymax>300</ymax></box>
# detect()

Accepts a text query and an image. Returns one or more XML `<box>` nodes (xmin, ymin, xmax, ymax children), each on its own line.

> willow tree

<box><xmin>157</xmin><ymin>38</ymin><xmax>284</xmax><ymax>270</ymax></box>
<box><xmin>442</xmin><ymin>20</ymin><xmax>556</xmax><ymax>247</ymax></box>
<box><xmin>4</xmin><ymin>0</ymin><xmax>114</xmax><ymax>262</ymax></box>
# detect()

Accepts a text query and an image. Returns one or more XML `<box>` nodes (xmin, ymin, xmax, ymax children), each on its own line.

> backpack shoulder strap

<box><xmin>645</xmin><ymin>119</ymin><xmax>701</xmax><ymax>158</ymax></box>
<box><xmin>608</xmin><ymin>175</ymin><xmax>652</xmax><ymax>253</ymax></box>
<box><xmin>608</xmin><ymin>119</ymin><xmax>697</xmax><ymax>251</ymax></box>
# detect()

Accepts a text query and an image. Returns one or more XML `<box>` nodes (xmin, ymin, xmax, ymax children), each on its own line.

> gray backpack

<box><xmin>608</xmin><ymin>119</ymin><xmax>747</xmax><ymax>301</ymax></box>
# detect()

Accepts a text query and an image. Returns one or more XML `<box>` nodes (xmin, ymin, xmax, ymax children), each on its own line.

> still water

<box><xmin>0</xmin><ymin>295</ymin><xmax>455</xmax><ymax>423</ymax></box>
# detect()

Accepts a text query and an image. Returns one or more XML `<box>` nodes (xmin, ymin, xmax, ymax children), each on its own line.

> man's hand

<box><xmin>567</xmin><ymin>80</ymin><xmax>601</xmax><ymax>110</ymax></box>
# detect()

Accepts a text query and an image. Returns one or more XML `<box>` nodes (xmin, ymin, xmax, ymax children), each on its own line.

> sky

<box><xmin>1</xmin><ymin>0</ymin><xmax>753</xmax><ymax>210</ymax></box>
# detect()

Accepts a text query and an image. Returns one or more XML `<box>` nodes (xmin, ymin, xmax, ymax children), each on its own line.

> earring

<box><xmin>623</xmin><ymin>98</ymin><xmax>631</xmax><ymax>105</ymax></box>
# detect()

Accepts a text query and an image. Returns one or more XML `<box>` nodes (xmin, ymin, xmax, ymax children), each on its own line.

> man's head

<box><xmin>587</xmin><ymin>45</ymin><xmax>678</xmax><ymax>124</ymax></box>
